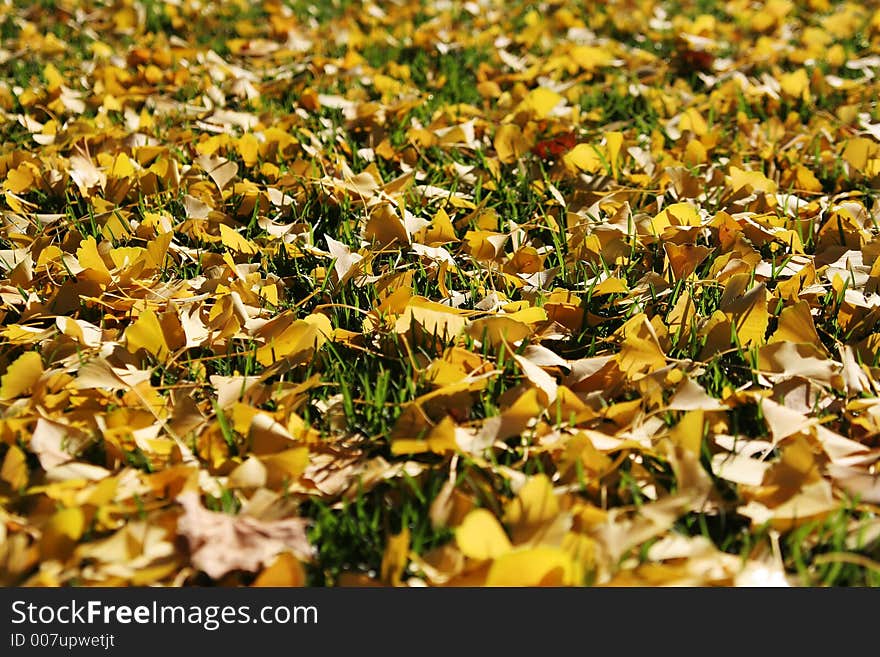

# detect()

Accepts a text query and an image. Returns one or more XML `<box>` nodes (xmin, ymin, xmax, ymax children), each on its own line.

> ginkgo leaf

<box><xmin>219</xmin><ymin>224</ymin><xmax>259</xmax><ymax>254</ymax></box>
<box><xmin>40</xmin><ymin>507</ymin><xmax>86</xmax><ymax>561</ymax></box>
<box><xmin>679</xmin><ymin>108</ymin><xmax>708</xmax><ymax>136</ymax></box>
<box><xmin>779</xmin><ymin>68</ymin><xmax>810</xmax><ymax>100</ymax></box>
<box><xmin>563</xmin><ymin>143</ymin><xmax>603</xmax><ymax>173</ymax></box>
<box><xmin>605</xmin><ymin>131</ymin><xmax>623</xmax><ymax>178</ymax></box>
<box><xmin>237</xmin><ymin>133</ymin><xmax>260</xmax><ymax>167</ymax></box>
<box><xmin>724</xmin><ymin>282</ymin><xmax>769</xmax><ymax>347</ymax></box>
<box><xmin>728</xmin><ymin>166</ymin><xmax>777</xmax><ymax>193</ymax></box>
<box><xmin>261</xmin><ymin>447</ymin><xmax>310</xmax><ymax>488</ymax></box>
<box><xmin>654</xmin><ymin>202</ymin><xmax>701</xmax><ymax>232</ymax></box>
<box><xmin>228</xmin><ymin>457</ymin><xmax>267</xmax><ymax>489</ymax></box>
<box><xmin>143</xmin><ymin>230</ymin><xmax>173</xmax><ymax>271</ymax></box>
<box><xmin>842</xmin><ymin>137</ymin><xmax>879</xmax><ymax>170</ymax></box>
<box><xmin>0</xmin><ymin>444</ymin><xmax>28</xmax><ymax>490</ymax></box>
<box><xmin>3</xmin><ymin>164</ymin><xmax>35</xmax><ymax>193</ymax></box>
<box><xmin>769</xmin><ymin>300</ymin><xmax>822</xmax><ymax>347</ymax></box>
<box><xmin>76</xmin><ymin>236</ymin><xmax>112</xmax><ymax>284</ymax></box>
<box><xmin>456</xmin><ymin>509</ymin><xmax>512</xmax><ymax>560</ymax></box>
<box><xmin>392</xmin><ymin>414</ymin><xmax>458</xmax><ymax>455</ymax></box>
<box><xmin>513</xmin><ymin>352</ymin><xmax>558</xmax><ymax>404</ymax></box>
<box><xmin>494</xmin><ymin>124</ymin><xmax>530</xmax><ymax>164</ymax></box>
<box><xmin>255</xmin><ymin>313</ymin><xmax>331</xmax><ymax>366</ymax></box>
<box><xmin>176</xmin><ymin>491</ymin><xmax>312</xmax><ymax>579</ymax></box>
<box><xmin>519</xmin><ymin>87</ymin><xmax>564</xmax><ymax>119</ymax></box>
<box><xmin>570</xmin><ymin>45</ymin><xmax>612</xmax><ymax>71</ymax></box>
<box><xmin>485</xmin><ymin>547</ymin><xmax>578</xmax><ymax>586</ymax></box>
<box><xmin>380</xmin><ymin>527</ymin><xmax>410</xmax><ymax>586</ymax></box>
<box><xmin>326</xmin><ymin>235</ymin><xmax>364</xmax><ymax>284</ymax></box>
<box><xmin>0</xmin><ymin>351</ymin><xmax>43</xmax><ymax>400</ymax></box>
<box><xmin>667</xmin><ymin>378</ymin><xmax>725</xmax><ymax>411</ymax></box>
<box><xmin>664</xmin><ymin>243</ymin><xmax>711</xmax><ymax>280</ymax></box>
<box><xmin>208</xmin><ymin>159</ymin><xmax>239</xmax><ymax>190</ymax></box>
<box><xmin>466</xmin><ymin>315</ymin><xmax>533</xmax><ymax>347</ymax></box>
<box><xmin>124</xmin><ymin>309</ymin><xmax>170</xmax><ymax>360</ymax></box>
<box><xmin>393</xmin><ymin>298</ymin><xmax>468</xmax><ymax>341</ymax></box>
<box><xmin>252</xmin><ymin>552</ymin><xmax>306</xmax><ymax>587</ymax></box>
<box><xmin>364</xmin><ymin>203</ymin><xmax>409</xmax><ymax>247</ymax></box>
<box><xmin>478</xmin><ymin>387</ymin><xmax>544</xmax><ymax>443</ymax></box>
<box><xmin>618</xmin><ymin>314</ymin><xmax>666</xmax><ymax>377</ymax></box>
<box><xmin>504</xmin><ymin>474</ymin><xmax>559</xmax><ymax>537</ymax></box>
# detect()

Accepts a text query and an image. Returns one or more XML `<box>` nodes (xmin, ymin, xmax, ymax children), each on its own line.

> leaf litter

<box><xmin>2</xmin><ymin>0</ymin><xmax>880</xmax><ymax>587</ymax></box>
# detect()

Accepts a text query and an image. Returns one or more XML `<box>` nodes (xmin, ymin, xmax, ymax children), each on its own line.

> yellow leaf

<box><xmin>392</xmin><ymin>414</ymin><xmax>458</xmax><ymax>455</ymax></box>
<box><xmin>728</xmin><ymin>166</ymin><xmax>777</xmax><ymax>193</ymax></box>
<box><xmin>0</xmin><ymin>352</ymin><xmax>43</xmax><ymax>400</ymax></box>
<box><xmin>238</xmin><ymin>133</ymin><xmax>260</xmax><ymax>167</ymax></box>
<box><xmin>1</xmin><ymin>444</ymin><xmax>28</xmax><ymax>489</ymax></box>
<box><xmin>521</xmin><ymin>87</ymin><xmax>564</xmax><ymax>120</ymax></box>
<box><xmin>654</xmin><ymin>202</ymin><xmax>702</xmax><ymax>232</ymax></box>
<box><xmin>494</xmin><ymin>124</ymin><xmax>530</xmax><ymax>164</ymax></box>
<box><xmin>196</xmin><ymin>134</ymin><xmax>230</xmax><ymax>156</ymax></box>
<box><xmin>466</xmin><ymin>315</ymin><xmax>533</xmax><ymax>347</ymax></box>
<box><xmin>668</xmin><ymin>410</ymin><xmax>705</xmax><ymax>455</ymax></box>
<box><xmin>684</xmin><ymin>140</ymin><xmax>708</xmax><ymax>167</ymax></box>
<box><xmin>380</xmin><ymin>527</ymin><xmax>410</xmax><ymax>585</ymax></box>
<box><xmin>260</xmin><ymin>283</ymin><xmax>279</xmax><ymax>306</ymax></box>
<box><xmin>464</xmin><ymin>230</ymin><xmax>507</xmax><ymax>260</ymax></box>
<box><xmin>618</xmin><ymin>314</ymin><xmax>666</xmax><ymax>377</ymax></box>
<box><xmin>779</xmin><ymin>68</ymin><xmax>810</xmax><ymax>100</ymax></box>
<box><xmin>563</xmin><ymin>143</ymin><xmax>603</xmax><ymax>173</ymax></box>
<box><xmin>456</xmin><ymin>509</ymin><xmax>512</xmax><ymax>560</ymax></box>
<box><xmin>364</xmin><ymin>203</ymin><xmax>409</xmax><ymax>247</ymax></box>
<box><xmin>124</xmin><ymin>309</ymin><xmax>170</xmax><ymax>360</ymax></box>
<box><xmin>725</xmin><ymin>282</ymin><xmax>769</xmax><ymax>347</ymax></box>
<box><xmin>480</xmin><ymin>387</ymin><xmax>545</xmax><ymax>442</ymax></box>
<box><xmin>219</xmin><ymin>224</ymin><xmax>259</xmax><ymax>255</ymax></box>
<box><xmin>664</xmin><ymin>243</ymin><xmax>712</xmax><ymax>280</ymax></box>
<box><xmin>507</xmin><ymin>306</ymin><xmax>548</xmax><ymax>324</ymax></box>
<box><xmin>255</xmin><ymin>314</ymin><xmax>330</xmax><ymax>366</ymax></box>
<box><xmin>110</xmin><ymin>152</ymin><xmax>136</xmax><ymax>178</ymax></box>
<box><xmin>43</xmin><ymin>62</ymin><xmax>64</xmax><ymax>90</ymax></box>
<box><xmin>570</xmin><ymin>45</ymin><xmax>612</xmax><ymax>71</ymax></box>
<box><xmin>605</xmin><ymin>131</ymin><xmax>623</xmax><ymax>178</ymax></box>
<box><xmin>393</xmin><ymin>298</ymin><xmax>468</xmax><ymax>341</ymax></box>
<box><xmin>794</xmin><ymin>165</ymin><xmax>822</xmax><ymax>193</ymax></box>
<box><xmin>261</xmin><ymin>447</ymin><xmax>309</xmax><ymax>487</ymax></box>
<box><xmin>417</xmin><ymin>207</ymin><xmax>457</xmax><ymax>245</ymax></box>
<box><xmin>76</xmin><ymin>236</ymin><xmax>112</xmax><ymax>285</ymax></box>
<box><xmin>108</xmin><ymin>246</ymin><xmax>144</xmax><ymax>269</ymax></box>
<box><xmin>770</xmin><ymin>299</ymin><xmax>822</xmax><ymax>347</ymax></box>
<box><xmin>144</xmin><ymin>230</ymin><xmax>173</xmax><ymax>270</ymax></box>
<box><xmin>505</xmin><ymin>474</ymin><xmax>559</xmax><ymax>543</ymax></box>
<box><xmin>40</xmin><ymin>507</ymin><xmax>85</xmax><ymax>561</ymax></box>
<box><xmin>842</xmin><ymin>137</ymin><xmax>879</xmax><ymax>171</ymax></box>
<box><xmin>679</xmin><ymin>108</ymin><xmax>708</xmax><ymax>136</ymax></box>
<box><xmin>3</xmin><ymin>164</ymin><xmax>35</xmax><ymax>194</ymax></box>
<box><xmin>253</xmin><ymin>552</ymin><xmax>306</xmax><ymax>587</ymax></box>
<box><xmin>486</xmin><ymin>546</ymin><xmax>578</xmax><ymax>586</ymax></box>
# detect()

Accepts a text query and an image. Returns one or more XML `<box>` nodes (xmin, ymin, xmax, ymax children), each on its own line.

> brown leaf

<box><xmin>176</xmin><ymin>491</ymin><xmax>312</xmax><ymax>579</ymax></box>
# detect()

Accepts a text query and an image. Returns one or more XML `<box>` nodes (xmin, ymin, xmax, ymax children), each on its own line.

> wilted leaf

<box><xmin>176</xmin><ymin>491</ymin><xmax>312</xmax><ymax>579</ymax></box>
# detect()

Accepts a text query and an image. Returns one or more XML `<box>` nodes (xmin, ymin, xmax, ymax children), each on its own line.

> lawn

<box><xmin>1</xmin><ymin>0</ymin><xmax>880</xmax><ymax>587</ymax></box>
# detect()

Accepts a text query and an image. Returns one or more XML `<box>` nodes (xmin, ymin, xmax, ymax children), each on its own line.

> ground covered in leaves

<box><xmin>2</xmin><ymin>0</ymin><xmax>880</xmax><ymax>587</ymax></box>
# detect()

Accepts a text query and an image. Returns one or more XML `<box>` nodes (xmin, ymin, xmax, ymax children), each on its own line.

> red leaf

<box><xmin>532</xmin><ymin>132</ymin><xmax>577</xmax><ymax>160</ymax></box>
